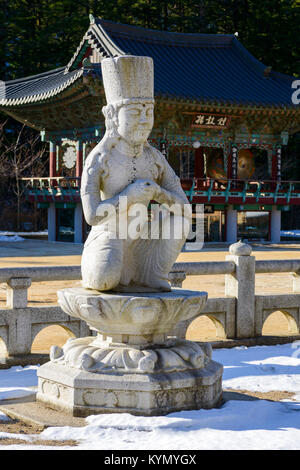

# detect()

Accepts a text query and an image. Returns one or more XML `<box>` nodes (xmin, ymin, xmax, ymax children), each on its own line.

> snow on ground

<box><xmin>214</xmin><ymin>343</ymin><xmax>300</xmax><ymax>400</ymax></box>
<box><xmin>281</xmin><ymin>230</ymin><xmax>300</xmax><ymax>238</ymax></box>
<box><xmin>1</xmin><ymin>342</ymin><xmax>300</xmax><ymax>450</ymax></box>
<box><xmin>0</xmin><ymin>365</ymin><xmax>38</xmax><ymax>401</ymax></box>
<box><xmin>0</xmin><ymin>235</ymin><xmax>24</xmax><ymax>242</ymax></box>
<box><xmin>0</xmin><ymin>230</ymin><xmax>48</xmax><ymax>241</ymax></box>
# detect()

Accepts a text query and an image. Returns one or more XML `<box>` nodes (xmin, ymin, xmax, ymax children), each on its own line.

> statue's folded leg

<box><xmin>130</xmin><ymin>214</ymin><xmax>187</xmax><ymax>291</ymax></box>
<box><xmin>81</xmin><ymin>230</ymin><xmax>123</xmax><ymax>291</ymax></box>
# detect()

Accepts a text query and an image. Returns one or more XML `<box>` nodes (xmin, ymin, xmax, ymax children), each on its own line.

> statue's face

<box><xmin>117</xmin><ymin>103</ymin><xmax>154</xmax><ymax>144</ymax></box>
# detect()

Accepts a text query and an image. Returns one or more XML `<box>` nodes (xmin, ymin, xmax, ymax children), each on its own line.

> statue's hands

<box><xmin>124</xmin><ymin>179</ymin><xmax>161</xmax><ymax>205</ymax></box>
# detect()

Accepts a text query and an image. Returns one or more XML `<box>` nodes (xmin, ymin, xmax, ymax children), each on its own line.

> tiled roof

<box><xmin>94</xmin><ymin>19</ymin><xmax>297</xmax><ymax>108</ymax></box>
<box><xmin>0</xmin><ymin>67</ymin><xmax>84</xmax><ymax>106</ymax></box>
<box><xmin>0</xmin><ymin>18</ymin><xmax>298</xmax><ymax>109</ymax></box>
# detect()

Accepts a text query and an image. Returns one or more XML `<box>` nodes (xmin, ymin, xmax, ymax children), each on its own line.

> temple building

<box><xmin>0</xmin><ymin>17</ymin><xmax>299</xmax><ymax>243</ymax></box>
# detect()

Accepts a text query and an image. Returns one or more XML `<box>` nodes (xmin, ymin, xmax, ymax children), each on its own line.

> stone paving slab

<box><xmin>0</xmin><ymin>394</ymin><xmax>86</xmax><ymax>430</ymax></box>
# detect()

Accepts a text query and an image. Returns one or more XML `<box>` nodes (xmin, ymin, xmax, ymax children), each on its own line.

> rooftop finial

<box><xmin>89</xmin><ymin>13</ymin><xmax>95</xmax><ymax>24</ymax></box>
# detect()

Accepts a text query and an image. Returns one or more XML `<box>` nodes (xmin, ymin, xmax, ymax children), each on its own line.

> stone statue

<box><xmin>80</xmin><ymin>55</ymin><xmax>190</xmax><ymax>292</ymax></box>
<box><xmin>37</xmin><ymin>54</ymin><xmax>223</xmax><ymax>417</ymax></box>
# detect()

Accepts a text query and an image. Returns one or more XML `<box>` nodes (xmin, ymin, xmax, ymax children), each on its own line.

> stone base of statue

<box><xmin>36</xmin><ymin>288</ymin><xmax>223</xmax><ymax>417</ymax></box>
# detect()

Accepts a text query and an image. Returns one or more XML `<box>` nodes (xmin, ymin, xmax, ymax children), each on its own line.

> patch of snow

<box><xmin>1</xmin><ymin>344</ymin><xmax>300</xmax><ymax>449</ymax></box>
<box><xmin>0</xmin><ymin>235</ymin><xmax>25</xmax><ymax>242</ymax></box>
<box><xmin>281</xmin><ymin>230</ymin><xmax>300</xmax><ymax>238</ymax></box>
<box><xmin>0</xmin><ymin>411</ymin><xmax>12</xmax><ymax>422</ymax></box>
<box><xmin>0</xmin><ymin>365</ymin><xmax>38</xmax><ymax>400</ymax></box>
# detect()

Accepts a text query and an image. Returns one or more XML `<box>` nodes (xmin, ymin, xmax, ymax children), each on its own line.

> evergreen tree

<box><xmin>1</xmin><ymin>0</ymin><xmax>298</xmax><ymax>79</ymax></box>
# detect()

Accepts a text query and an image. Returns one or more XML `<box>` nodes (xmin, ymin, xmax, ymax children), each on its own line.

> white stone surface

<box><xmin>38</xmin><ymin>283</ymin><xmax>225</xmax><ymax>416</ymax></box>
<box><xmin>270</xmin><ymin>206</ymin><xmax>281</xmax><ymax>243</ymax></box>
<box><xmin>6</xmin><ymin>277</ymin><xmax>31</xmax><ymax>309</ymax></box>
<box><xmin>57</xmin><ymin>287</ymin><xmax>207</xmax><ymax>338</ymax></box>
<box><xmin>36</xmin><ymin>54</ymin><xmax>223</xmax><ymax>416</ymax></box>
<box><xmin>80</xmin><ymin>55</ymin><xmax>190</xmax><ymax>292</ymax></box>
<box><xmin>49</xmin><ymin>336</ymin><xmax>209</xmax><ymax>374</ymax></box>
<box><xmin>37</xmin><ymin>358</ymin><xmax>223</xmax><ymax>417</ymax></box>
<box><xmin>229</xmin><ymin>239</ymin><xmax>252</xmax><ymax>256</ymax></box>
<box><xmin>225</xmin><ymin>243</ymin><xmax>255</xmax><ymax>338</ymax></box>
<box><xmin>226</xmin><ymin>205</ymin><xmax>237</xmax><ymax>243</ymax></box>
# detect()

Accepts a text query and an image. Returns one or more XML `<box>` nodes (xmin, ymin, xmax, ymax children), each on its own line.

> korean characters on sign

<box><xmin>276</xmin><ymin>146</ymin><xmax>282</xmax><ymax>181</ymax></box>
<box><xmin>231</xmin><ymin>145</ymin><xmax>238</xmax><ymax>187</ymax></box>
<box><xmin>192</xmin><ymin>113</ymin><xmax>230</xmax><ymax>129</ymax></box>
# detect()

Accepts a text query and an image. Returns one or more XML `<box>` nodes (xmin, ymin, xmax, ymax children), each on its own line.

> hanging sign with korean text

<box><xmin>276</xmin><ymin>145</ymin><xmax>281</xmax><ymax>181</ymax></box>
<box><xmin>231</xmin><ymin>145</ymin><xmax>238</xmax><ymax>184</ymax></box>
<box><xmin>189</xmin><ymin>113</ymin><xmax>231</xmax><ymax>129</ymax></box>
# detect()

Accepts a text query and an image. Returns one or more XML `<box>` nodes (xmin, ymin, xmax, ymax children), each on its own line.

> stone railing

<box><xmin>0</xmin><ymin>241</ymin><xmax>300</xmax><ymax>366</ymax></box>
<box><xmin>0</xmin><ymin>266</ymin><xmax>89</xmax><ymax>367</ymax></box>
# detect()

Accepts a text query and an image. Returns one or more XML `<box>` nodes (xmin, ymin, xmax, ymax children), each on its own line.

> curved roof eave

<box><xmin>0</xmin><ymin>68</ymin><xmax>84</xmax><ymax>107</ymax></box>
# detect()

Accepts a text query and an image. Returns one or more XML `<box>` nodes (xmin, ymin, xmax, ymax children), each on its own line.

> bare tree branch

<box><xmin>0</xmin><ymin>121</ymin><xmax>47</xmax><ymax>230</ymax></box>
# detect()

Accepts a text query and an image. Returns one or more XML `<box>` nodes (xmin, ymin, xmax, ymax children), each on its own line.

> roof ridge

<box><xmin>65</xmin><ymin>21</ymin><xmax>126</xmax><ymax>73</ymax></box>
<box><xmin>2</xmin><ymin>67</ymin><xmax>65</xmax><ymax>85</ymax></box>
<box><xmin>95</xmin><ymin>18</ymin><xmax>235</xmax><ymax>46</ymax></box>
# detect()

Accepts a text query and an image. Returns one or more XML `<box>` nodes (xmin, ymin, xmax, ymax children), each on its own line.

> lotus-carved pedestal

<box><xmin>37</xmin><ymin>288</ymin><xmax>223</xmax><ymax>417</ymax></box>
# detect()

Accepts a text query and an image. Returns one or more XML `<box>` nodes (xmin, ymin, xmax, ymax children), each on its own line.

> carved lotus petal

<box><xmin>138</xmin><ymin>351</ymin><xmax>157</xmax><ymax>372</ymax></box>
<box><xmin>48</xmin><ymin>336</ymin><xmax>210</xmax><ymax>374</ymax></box>
<box><xmin>189</xmin><ymin>352</ymin><xmax>204</xmax><ymax>368</ymax></box>
<box><xmin>57</xmin><ymin>290</ymin><xmax>79</xmax><ymax>318</ymax></box>
<box><xmin>179</xmin><ymin>296</ymin><xmax>207</xmax><ymax>322</ymax></box>
<box><xmin>57</xmin><ymin>288</ymin><xmax>207</xmax><ymax>336</ymax></box>
<box><xmin>49</xmin><ymin>345</ymin><xmax>63</xmax><ymax>361</ymax></box>
<box><xmin>80</xmin><ymin>353</ymin><xmax>95</xmax><ymax>370</ymax></box>
<box><xmin>121</xmin><ymin>349</ymin><xmax>144</xmax><ymax>370</ymax></box>
<box><xmin>127</xmin><ymin>302</ymin><xmax>162</xmax><ymax>324</ymax></box>
<box><xmin>79</xmin><ymin>303</ymin><xmax>102</xmax><ymax>321</ymax></box>
<box><xmin>97</xmin><ymin>297</ymin><xmax>119</xmax><ymax>321</ymax></box>
<box><xmin>91</xmin><ymin>348</ymin><xmax>113</xmax><ymax>363</ymax></box>
<box><xmin>157</xmin><ymin>349</ymin><xmax>187</xmax><ymax>370</ymax></box>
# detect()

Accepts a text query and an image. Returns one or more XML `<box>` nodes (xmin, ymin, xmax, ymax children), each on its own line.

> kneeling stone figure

<box><xmin>36</xmin><ymin>54</ymin><xmax>223</xmax><ymax>417</ymax></box>
<box><xmin>81</xmin><ymin>55</ymin><xmax>190</xmax><ymax>292</ymax></box>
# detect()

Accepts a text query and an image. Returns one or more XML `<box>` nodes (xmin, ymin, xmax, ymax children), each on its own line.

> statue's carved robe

<box><xmin>81</xmin><ymin>143</ymin><xmax>190</xmax><ymax>292</ymax></box>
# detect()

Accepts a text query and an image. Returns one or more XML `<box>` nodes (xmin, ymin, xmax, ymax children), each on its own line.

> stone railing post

<box><xmin>6</xmin><ymin>277</ymin><xmax>31</xmax><ymax>309</ymax></box>
<box><xmin>6</xmin><ymin>277</ymin><xmax>32</xmax><ymax>356</ymax></box>
<box><xmin>225</xmin><ymin>241</ymin><xmax>255</xmax><ymax>338</ymax></box>
<box><xmin>292</xmin><ymin>271</ymin><xmax>300</xmax><ymax>293</ymax></box>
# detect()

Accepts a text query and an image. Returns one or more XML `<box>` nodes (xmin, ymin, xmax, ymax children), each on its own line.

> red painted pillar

<box><xmin>48</xmin><ymin>141</ymin><xmax>57</xmax><ymax>241</ymax></box>
<box><xmin>49</xmin><ymin>141</ymin><xmax>56</xmax><ymax>178</ymax></box>
<box><xmin>76</xmin><ymin>140</ymin><xmax>83</xmax><ymax>179</ymax></box>
<box><xmin>76</xmin><ymin>140</ymin><xmax>84</xmax><ymax>244</ymax></box>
